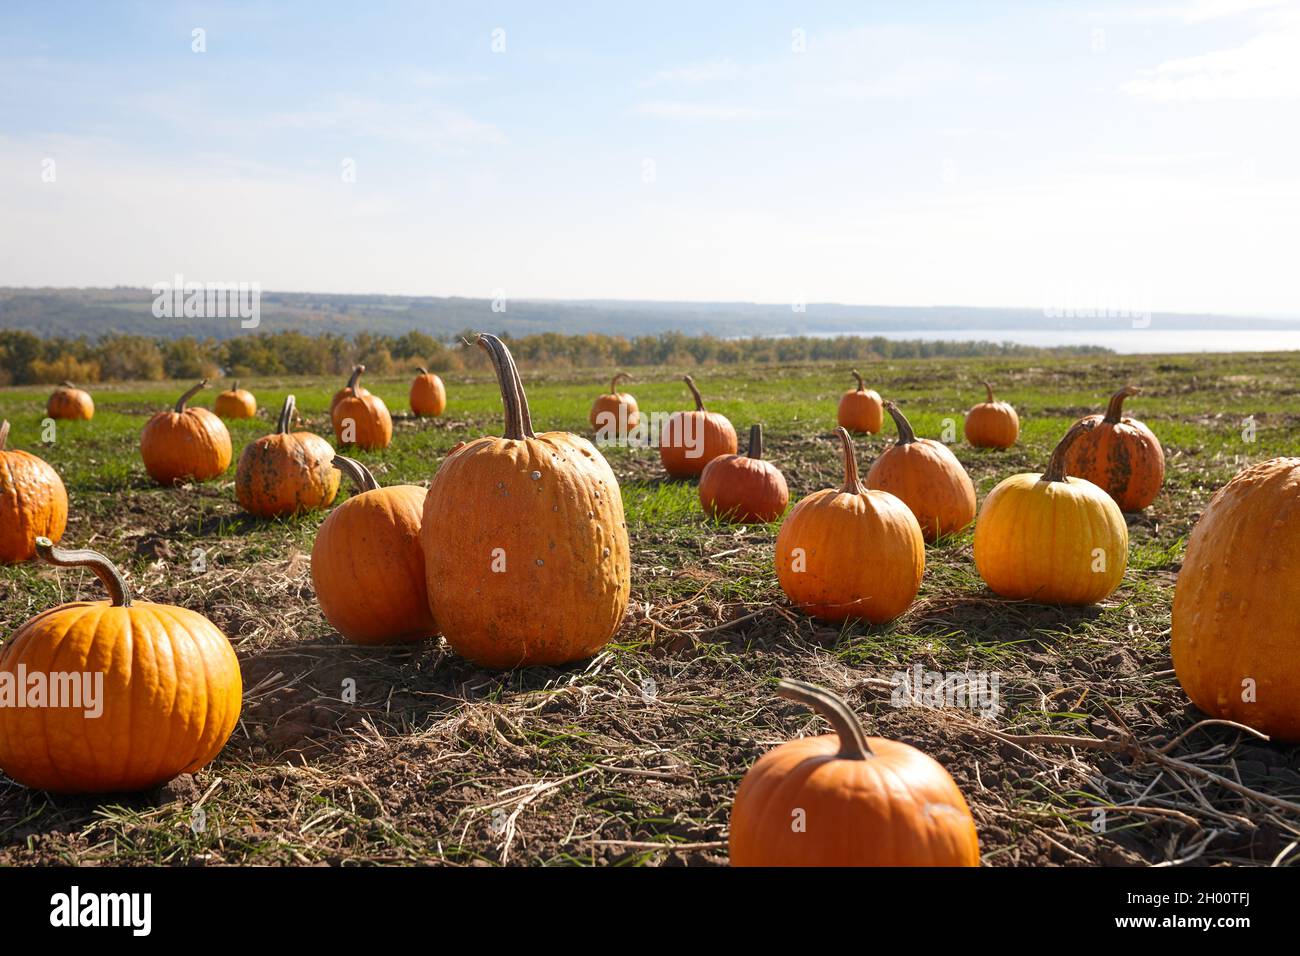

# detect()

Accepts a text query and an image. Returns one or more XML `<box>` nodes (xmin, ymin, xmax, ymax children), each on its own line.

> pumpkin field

<box><xmin>1</xmin><ymin>347</ymin><xmax>1298</xmax><ymax>866</ymax></box>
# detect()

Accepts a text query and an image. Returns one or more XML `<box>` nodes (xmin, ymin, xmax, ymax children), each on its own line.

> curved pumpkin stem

<box><xmin>777</xmin><ymin>679</ymin><xmax>873</xmax><ymax>760</ymax></box>
<box><xmin>883</xmin><ymin>401</ymin><xmax>918</xmax><ymax>446</ymax></box>
<box><xmin>610</xmin><ymin>371</ymin><xmax>630</xmax><ymax>395</ymax></box>
<box><xmin>476</xmin><ymin>332</ymin><xmax>536</xmax><ymax>441</ymax></box>
<box><xmin>683</xmin><ymin>375</ymin><xmax>705</xmax><ymax>411</ymax></box>
<box><xmin>346</xmin><ymin>365</ymin><xmax>366</xmax><ymax>392</ymax></box>
<box><xmin>60</xmin><ymin>380</ymin><xmax>76</xmax><ymax>389</ymax></box>
<box><xmin>1042</xmin><ymin>419</ymin><xmax>1095</xmax><ymax>483</ymax></box>
<box><xmin>746</xmin><ymin>423</ymin><xmax>764</xmax><ymax>460</ymax></box>
<box><xmin>1104</xmin><ymin>385</ymin><xmax>1140</xmax><ymax>424</ymax></box>
<box><xmin>275</xmin><ymin>395</ymin><xmax>296</xmax><ymax>434</ymax></box>
<box><xmin>851</xmin><ymin>369</ymin><xmax>866</xmax><ymax>392</ymax></box>
<box><xmin>416</xmin><ymin>366</ymin><xmax>429</xmax><ymax>376</ymax></box>
<box><xmin>983</xmin><ymin>381</ymin><xmax>995</xmax><ymax>404</ymax></box>
<box><xmin>0</xmin><ymin>419</ymin><xmax>8</xmax><ymax>451</ymax></box>
<box><xmin>332</xmin><ymin>454</ymin><xmax>379</xmax><ymax>493</ymax></box>
<box><xmin>35</xmin><ymin>537</ymin><xmax>132</xmax><ymax>608</ymax></box>
<box><xmin>835</xmin><ymin>426</ymin><xmax>866</xmax><ymax>495</ymax></box>
<box><xmin>230</xmin><ymin>381</ymin><xmax>240</xmax><ymax>393</ymax></box>
<box><xmin>175</xmin><ymin>379</ymin><xmax>208</xmax><ymax>413</ymax></box>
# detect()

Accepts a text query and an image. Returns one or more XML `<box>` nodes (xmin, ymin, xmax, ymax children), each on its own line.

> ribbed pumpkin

<box><xmin>1172</xmin><ymin>457</ymin><xmax>1300</xmax><ymax>740</ymax></box>
<box><xmin>421</xmin><ymin>333</ymin><xmax>630</xmax><ymax>668</ymax></box>
<box><xmin>837</xmin><ymin>369</ymin><xmax>883</xmax><ymax>434</ymax></box>
<box><xmin>0</xmin><ymin>420</ymin><xmax>68</xmax><ymax>563</ymax></box>
<box><xmin>698</xmin><ymin>424</ymin><xmax>789</xmax><ymax>523</ymax></box>
<box><xmin>729</xmin><ymin>680</ymin><xmax>980</xmax><ymax>867</ymax></box>
<box><xmin>214</xmin><ymin>381</ymin><xmax>257</xmax><ymax>419</ymax></box>
<box><xmin>332</xmin><ymin>366</ymin><xmax>393</xmax><ymax>450</ymax></box>
<box><xmin>46</xmin><ymin>381</ymin><xmax>94</xmax><ymax>421</ymax></box>
<box><xmin>410</xmin><ymin>367</ymin><xmax>447</xmax><ymax>417</ymax></box>
<box><xmin>659</xmin><ymin>375</ymin><xmax>738</xmax><ymax>478</ymax></box>
<box><xmin>139</xmin><ymin>380</ymin><xmax>232</xmax><ymax>485</ymax></box>
<box><xmin>589</xmin><ymin>372</ymin><xmax>640</xmax><ymax>436</ymax></box>
<box><xmin>974</xmin><ymin>422</ymin><xmax>1129</xmax><ymax>604</ymax></box>
<box><xmin>775</xmin><ymin>427</ymin><xmax>924</xmax><ymax>623</ymax></box>
<box><xmin>311</xmin><ymin>455</ymin><xmax>436</xmax><ymax>645</ymax></box>
<box><xmin>330</xmin><ymin>365</ymin><xmax>370</xmax><ymax>413</ymax></box>
<box><xmin>1061</xmin><ymin>385</ymin><xmax>1164</xmax><ymax>512</ymax></box>
<box><xmin>0</xmin><ymin>538</ymin><xmax>242</xmax><ymax>793</ymax></box>
<box><xmin>236</xmin><ymin>395</ymin><xmax>340</xmax><ymax>518</ymax></box>
<box><xmin>866</xmin><ymin>401</ymin><xmax>976</xmax><ymax>542</ymax></box>
<box><xmin>965</xmin><ymin>381</ymin><xmax>1019</xmax><ymax>449</ymax></box>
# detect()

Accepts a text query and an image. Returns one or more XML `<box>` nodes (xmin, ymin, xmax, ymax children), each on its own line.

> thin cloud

<box><xmin>1123</xmin><ymin>23</ymin><xmax>1300</xmax><ymax>100</ymax></box>
<box><xmin>635</xmin><ymin>100</ymin><xmax>780</xmax><ymax>120</ymax></box>
<box><xmin>640</xmin><ymin>58</ymin><xmax>745</xmax><ymax>87</ymax></box>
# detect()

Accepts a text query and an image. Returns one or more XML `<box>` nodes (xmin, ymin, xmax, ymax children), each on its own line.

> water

<box><xmin>816</xmin><ymin>328</ymin><xmax>1300</xmax><ymax>354</ymax></box>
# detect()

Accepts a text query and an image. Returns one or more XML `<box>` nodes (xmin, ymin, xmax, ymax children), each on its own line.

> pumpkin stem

<box><xmin>883</xmin><ymin>400</ymin><xmax>918</xmax><ymax>446</ymax></box>
<box><xmin>1041</xmin><ymin>419</ymin><xmax>1095</xmax><ymax>483</ymax></box>
<box><xmin>835</xmin><ymin>426</ymin><xmax>866</xmax><ymax>495</ymax></box>
<box><xmin>275</xmin><ymin>395</ymin><xmax>296</xmax><ymax>434</ymax></box>
<box><xmin>231</xmin><ymin>380</ymin><xmax>240</xmax><ymax>393</ymax></box>
<box><xmin>175</xmin><ymin>379</ymin><xmax>208</xmax><ymax>413</ymax></box>
<box><xmin>416</xmin><ymin>366</ymin><xmax>429</xmax><ymax>375</ymax></box>
<box><xmin>611</xmin><ymin>371</ymin><xmax>630</xmax><ymax>395</ymax></box>
<box><xmin>34</xmin><ymin>537</ymin><xmax>133</xmax><ymax>608</ymax></box>
<box><xmin>346</xmin><ymin>365</ymin><xmax>365</xmax><ymax>392</ymax></box>
<box><xmin>60</xmin><ymin>380</ymin><xmax>76</xmax><ymax>389</ymax></box>
<box><xmin>1104</xmin><ymin>385</ymin><xmax>1140</xmax><ymax>424</ymax></box>
<box><xmin>851</xmin><ymin>369</ymin><xmax>865</xmax><ymax>392</ymax></box>
<box><xmin>777</xmin><ymin>679</ymin><xmax>873</xmax><ymax>761</ymax></box>
<box><xmin>983</xmin><ymin>381</ymin><xmax>995</xmax><ymax>404</ymax></box>
<box><xmin>332</xmin><ymin>454</ymin><xmax>379</xmax><ymax>493</ymax></box>
<box><xmin>475</xmin><ymin>332</ymin><xmax>536</xmax><ymax>441</ymax></box>
<box><xmin>683</xmin><ymin>375</ymin><xmax>705</xmax><ymax>411</ymax></box>
<box><xmin>0</xmin><ymin>419</ymin><xmax>8</xmax><ymax>451</ymax></box>
<box><xmin>746</xmin><ymin>423</ymin><xmax>764</xmax><ymax>460</ymax></box>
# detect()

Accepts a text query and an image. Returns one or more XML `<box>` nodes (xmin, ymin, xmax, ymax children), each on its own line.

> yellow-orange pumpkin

<box><xmin>837</xmin><ymin>369</ymin><xmax>883</xmax><ymax>434</ymax></box>
<box><xmin>410</xmin><ymin>367</ymin><xmax>447</xmax><ymax>417</ymax></box>
<box><xmin>0</xmin><ymin>420</ymin><xmax>68</xmax><ymax>563</ymax></box>
<box><xmin>139</xmin><ymin>380</ymin><xmax>232</xmax><ymax>485</ymax></box>
<box><xmin>46</xmin><ymin>381</ymin><xmax>94</xmax><ymax>421</ymax></box>
<box><xmin>866</xmin><ymin>401</ymin><xmax>976</xmax><ymax>542</ymax></box>
<box><xmin>1061</xmin><ymin>385</ymin><xmax>1164</xmax><ymax>512</ymax></box>
<box><xmin>236</xmin><ymin>395</ymin><xmax>340</xmax><ymax>518</ymax></box>
<box><xmin>332</xmin><ymin>366</ymin><xmax>392</xmax><ymax>450</ymax></box>
<box><xmin>589</xmin><ymin>371</ymin><xmax>640</xmax><ymax>438</ymax></box>
<box><xmin>214</xmin><ymin>381</ymin><xmax>257</xmax><ymax>419</ymax></box>
<box><xmin>965</xmin><ymin>381</ymin><xmax>1019</xmax><ymax>449</ymax></box>
<box><xmin>698</xmin><ymin>423</ymin><xmax>789</xmax><ymax>523</ymax></box>
<box><xmin>659</xmin><ymin>375</ymin><xmax>737</xmax><ymax>478</ymax></box>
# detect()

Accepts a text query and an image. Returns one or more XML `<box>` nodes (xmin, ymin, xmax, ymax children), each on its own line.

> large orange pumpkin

<box><xmin>698</xmin><ymin>423</ymin><xmax>789</xmax><ymax>523</ymax></box>
<box><xmin>421</xmin><ymin>333</ymin><xmax>630</xmax><ymax>668</ymax></box>
<box><xmin>866</xmin><ymin>401</ymin><xmax>976</xmax><ymax>542</ymax></box>
<box><xmin>965</xmin><ymin>381</ymin><xmax>1019</xmax><ymax>449</ymax></box>
<box><xmin>0</xmin><ymin>538</ymin><xmax>242</xmax><ymax>793</ymax></box>
<box><xmin>659</xmin><ymin>375</ymin><xmax>737</xmax><ymax>478</ymax></box>
<box><xmin>589</xmin><ymin>371</ymin><xmax>640</xmax><ymax>437</ymax></box>
<box><xmin>1060</xmin><ymin>385</ymin><xmax>1164</xmax><ymax>512</ymax></box>
<box><xmin>214</xmin><ymin>381</ymin><xmax>257</xmax><ymax>419</ymax></box>
<box><xmin>775</xmin><ymin>427</ymin><xmax>925</xmax><ymax>623</ymax></box>
<box><xmin>311</xmin><ymin>455</ymin><xmax>436</xmax><ymax>645</ymax></box>
<box><xmin>330</xmin><ymin>365</ymin><xmax>370</xmax><ymax>414</ymax></box>
<box><xmin>1172</xmin><ymin>457</ymin><xmax>1300</xmax><ymax>740</ymax></box>
<box><xmin>410</xmin><ymin>367</ymin><xmax>447</xmax><ymax>417</ymax></box>
<box><xmin>0</xmin><ymin>420</ymin><xmax>68</xmax><ymax>563</ymax></box>
<box><xmin>139</xmin><ymin>380</ymin><xmax>232</xmax><ymax>485</ymax></box>
<box><xmin>46</xmin><ymin>381</ymin><xmax>94</xmax><ymax>421</ymax></box>
<box><xmin>729</xmin><ymin>680</ymin><xmax>980</xmax><ymax>867</ymax></box>
<box><xmin>837</xmin><ymin>369</ymin><xmax>883</xmax><ymax>434</ymax></box>
<box><xmin>974</xmin><ymin>422</ymin><xmax>1129</xmax><ymax>604</ymax></box>
<box><xmin>236</xmin><ymin>395</ymin><xmax>340</xmax><ymax>518</ymax></box>
<box><xmin>332</xmin><ymin>366</ymin><xmax>392</xmax><ymax>450</ymax></box>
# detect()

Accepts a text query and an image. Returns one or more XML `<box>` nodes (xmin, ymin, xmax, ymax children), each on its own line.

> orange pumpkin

<box><xmin>699</xmin><ymin>423</ymin><xmax>789</xmax><ymax>523</ymax></box>
<box><xmin>236</xmin><ymin>395</ymin><xmax>340</xmax><ymax>518</ymax></box>
<box><xmin>410</xmin><ymin>367</ymin><xmax>447</xmax><ymax>417</ymax></box>
<box><xmin>332</xmin><ymin>366</ymin><xmax>392</xmax><ymax>450</ymax></box>
<box><xmin>421</xmin><ymin>333</ymin><xmax>630</xmax><ymax>668</ymax></box>
<box><xmin>965</xmin><ymin>381</ymin><xmax>1019</xmax><ymax>449</ymax></box>
<box><xmin>139</xmin><ymin>380</ymin><xmax>232</xmax><ymax>485</ymax></box>
<box><xmin>729</xmin><ymin>680</ymin><xmax>980</xmax><ymax>867</ymax></box>
<box><xmin>0</xmin><ymin>538</ymin><xmax>242</xmax><ymax>793</ymax></box>
<box><xmin>0</xmin><ymin>420</ymin><xmax>68</xmax><ymax>563</ymax></box>
<box><xmin>214</xmin><ymin>381</ymin><xmax>257</xmax><ymax>419</ymax></box>
<box><xmin>330</xmin><ymin>365</ymin><xmax>370</xmax><ymax>413</ymax></box>
<box><xmin>589</xmin><ymin>371</ymin><xmax>640</xmax><ymax>437</ymax></box>
<box><xmin>837</xmin><ymin>369</ymin><xmax>883</xmax><ymax>434</ymax></box>
<box><xmin>866</xmin><ymin>401</ymin><xmax>976</xmax><ymax>542</ymax></box>
<box><xmin>775</xmin><ymin>427</ymin><xmax>925</xmax><ymax>623</ymax></box>
<box><xmin>659</xmin><ymin>375</ymin><xmax>738</xmax><ymax>478</ymax></box>
<box><xmin>1172</xmin><ymin>457</ymin><xmax>1300</xmax><ymax>740</ymax></box>
<box><xmin>1061</xmin><ymin>385</ymin><xmax>1164</xmax><ymax>512</ymax></box>
<box><xmin>46</xmin><ymin>381</ymin><xmax>94</xmax><ymax>421</ymax></box>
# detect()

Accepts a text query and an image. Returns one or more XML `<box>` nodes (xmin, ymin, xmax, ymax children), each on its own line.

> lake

<box><xmin>814</xmin><ymin>328</ymin><xmax>1300</xmax><ymax>354</ymax></box>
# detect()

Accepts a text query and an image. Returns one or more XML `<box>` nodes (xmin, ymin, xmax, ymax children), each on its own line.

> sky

<box><xmin>1</xmin><ymin>0</ymin><xmax>1298</xmax><ymax>317</ymax></box>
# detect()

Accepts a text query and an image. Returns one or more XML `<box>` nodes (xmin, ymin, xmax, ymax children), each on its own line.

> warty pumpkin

<box><xmin>867</xmin><ymin>401</ymin><xmax>976</xmax><ymax>542</ymax></box>
<box><xmin>1172</xmin><ymin>457</ymin><xmax>1300</xmax><ymax>741</ymax></box>
<box><xmin>236</xmin><ymin>395</ymin><xmax>340</xmax><ymax>518</ymax></box>
<box><xmin>311</xmin><ymin>455</ymin><xmax>437</xmax><ymax>645</ymax></box>
<box><xmin>589</xmin><ymin>371</ymin><xmax>640</xmax><ymax>438</ymax></box>
<box><xmin>421</xmin><ymin>332</ymin><xmax>630</xmax><ymax>669</ymax></box>
<box><xmin>974</xmin><ymin>421</ymin><xmax>1129</xmax><ymax>605</ymax></box>
<box><xmin>659</xmin><ymin>375</ymin><xmax>737</xmax><ymax>478</ymax></box>
<box><xmin>46</xmin><ymin>381</ymin><xmax>94</xmax><ymax>421</ymax></box>
<box><xmin>837</xmin><ymin>369</ymin><xmax>883</xmax><ymax>434</ymax></box>
<box><xmin>1061</xmin><ymin>384</ymin><xmax>1164</xmax><ymax>512</ymax></box>
<box><xmin>139</xmin><ymin>380</ymin><xmax>232</xmax><ymax>485</ymax></box>
<box><xmin>775</xmin><ymin>426</ymin><xmax>924</xmax><ymax>623</ymax></box>
<box><xmin>214</xmin><ymin>381</ymin><xmax>257</xmax><ymax>419</ymax></box>
<box><xmin>330</xmin><ymin>365</ymin><xmax>370</xmax><ymax>413</ymax></box>
<box><xmin>698</xmin><ymin>423</ymin><xmax>789</xmax><ymax>523</ymax></box>
<box><xmin>0</xmin><ymin>420</ymin><xmax>68</xmax><ymax>563</ymax></box>
<box><xmin>965</xmin><ymin>381</ymin><xmax>1019</xmax><ymax>449</ymax></box>
<box><xmin>729</xmin><ymin>680</ymin><xmax>980</xmax><ymax>867</ymax></box>
<box><xmin>332</xmin><ymin>366</ymin><xmax>393</xmax><ymax>450</ymax></box>
<box><xmin>410</xmin><ymin>367</ymin><xmax>447</xmax><ymax>417</ymax></box>
<box><xmin>0</xmin><ymin>538</ymin><xmax>242</xmax><ymax>793</ymax></box>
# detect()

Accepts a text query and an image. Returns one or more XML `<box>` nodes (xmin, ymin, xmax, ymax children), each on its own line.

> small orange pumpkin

<box><xmin>236</xmin><ymin>395</ymin><xmax>340</xmax><ymax>518</ymax></box>
<box><xmin>965</xmin><ymin>381</ymin><xmax>1019</xmax><ymax>449</ymax></box>
<box><xmin>589</xmin><ymin>371</ymin><xmax>640</xmax><ymax>437</ymax></box>
<box><xmin>1061</xmin><ymin>385</ymin><xmax>1164</xmax><ymax>512</ymax></box>
<box><xmin>410</xmin><ymin>367</ymin><xmax>447</xmax><ymax>417</ymax></box>
<box><xmin>46</xmin><ymin>381</ymin><xmax>94</xmax><ymax>421</ymax></box>
<box><xmin>729</xmin><ymin>680</ymin><xmax>980</xmax><ymax>867</ymax></box>
<box><xmin>866</xmin><ymin>401</ymin><xmax>976</xmax><ymax>542</ymax></box>
<box><xmin>139</xmin><ymin>380</ymin><xmax>232</xmax><ymax>485</ymax></box>
<box><xmin>332</xmin><ymin>366</ymin><xmax>392</xmax><ymax>450</ymax></box>
<box><xmin>698</xmin><ymin>423</ymin><xmax>789</xmax><ymax>523</ymax></box>
<box><xmin>0</xmin><ymin>420</ymin><xmax>68</xmax><ymax>563</ymax></box>
<box><xmin>330</xmin><ymin>365</ymin><xmax>370</xmax><ymax>414</ymax></box>
<box><xmin>659</xmin><ymin>375</ymin><xmax>738</xmax><ymax>478</ymax></box>
<box><xmin>837</xmin><ymin>369</ymin><xmax>883</xmax><ymax>434</ymax></box>
<box><xmin>775</xmin><ymin>427</ymin><xmax>925</xmax><ymax>623</ymax></box>
<box><xmin>214</xmin><ymin>381</ymin><xmax>257</xmax><ymax>419</ymax></box>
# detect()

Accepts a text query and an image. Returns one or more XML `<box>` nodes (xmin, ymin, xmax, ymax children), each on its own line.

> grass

<box><xmin>1</xmin><ymin>350</ymin><xmax>1299</xmax><ymax>866</ymax></box>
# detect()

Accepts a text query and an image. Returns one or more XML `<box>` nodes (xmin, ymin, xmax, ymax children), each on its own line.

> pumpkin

<box><xmin>866</xmin><ymin>401</ymin><xmax>976</xmax><ymax>542</ymax></box>
<box><xmin>139</xmin><ymin>380</ymin><xmax>232</xmax><ymax>485</ymax></box>
<box><xmin>410</xmin><ymin>367</ymin><xmax>447</xmax><ymax>417</ymax></box>
<box><xmin>837</xmin><ymin>369</ymin><xmax>883</xmax><ymax>434</ymax></box>
<box><xmin>332</xmin><ymin>366</ymin><xmax>393</xmax><ymax>450</ymax></box>
<box><xmin>330</xmin><ymin>365</ymin><xmax>370</xmax><ymax>413</ymax></box>
<box><xmin>0</xmin><ymin>420</ymin><xmax>68</xmax><ymax>563</ymax></box>
<box><xmin>965</xmin><ymin>381</ymin><xmax>1019</xmax><ymax>449</ymax></box>
<box><xmin>698</xmin><ymin>423</ymin><xmax>789</xmax><ymax>523</ymax></box>
<box><xmin>589</xmin><ymin>371</ymin><xmax>640</xmax><ymax>436</ymax></box>
<box><xmin>1060</xmin><ymin>385</ymin><xmax>1164</xmax><ymax>512</ymax></box>
<box><xmin>421</xmin><ymin>332</ymin><xmax>630</xmax><ymax>668</ymax></box>
<box><xmin>974</xmin><ymin>422</ymin><xmax>1128</xmax><ymax>604</ymax></box>
<box><xmin>311</xmin><ymin>455</ymin><xmax>437</xmax><ymax>645</ymax></box>
<box><xmin>775</xmin><ymin>427</ymin><xmax>924</xmax><ymax>623</ymax></box>
<box><xmin>46</xmin><ymin>381</ymin><xmax>94</xmax><ymax>421</ymax></box>
<box><xmin>0</xmin><ymin>538</ymin><xmax>242</xmax><ymax>793</ymax></box>
<box><xmin>659</xmin><ymin>375</ymin><xmax>738</xmax><ymax>478</ymax></box>
<box><xmin>729</xmin><ymin>679</ymin><xmax>980</xmax><ymax>867</ymax></box>
<box><xmin>214</xmin><ymin>381</ymin><xmax>257</xmax><ymax>419</ymax></box>
<box><xmin>1172</xmin><ymin>457</ymin><xmax>1300</xmax><ymax>741</ymax></box>
<box><xmin>236</xmin><ymin>395</ymin><xmax>340</xmax><ymax>518</ymax></box>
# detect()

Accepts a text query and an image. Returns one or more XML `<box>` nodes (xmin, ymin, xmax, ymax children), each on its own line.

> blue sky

<box><xmin>2</xmin><ymin>0</ymin><xmax>1298</xmax><ymax>315</ymax></box>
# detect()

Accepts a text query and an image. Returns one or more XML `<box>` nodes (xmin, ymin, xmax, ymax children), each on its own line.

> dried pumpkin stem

<box><xmin>332</xmin><ymin>454</ymin><xmax>379</xmax><ymax>493</ymax></box>
<box><xmin>476</xmin><ymin>332</ymin><xmax>536</xmax><ymax>441</ymax></box>
<box><xmin>883</xmin><ymin>400</ymin><xmax>917</xmax><ymax>446</ymax></box>
<box><xmin>851</xmin><ymin>369</ymin><xmax>866</xmax><ymax>392</ymax></box>
<box><xmin>60</xmin><ymin>380</ymin><xmax>76</xmax><ymax>389</ymax></box>
<box><xmin>611</xmin><ymin>371</ymin><xmax>630</xmax><ymax>394</ymax></box>
<box><xmin>35</xmin><ymin>537</ymin><xmax>133</xmax><ymax>607</ymax></box>
<box><xmin>0</xmin><ymin>419</ymin><xmax>8</xmax><ymax>451</ymax></box>
<box><xmin>835</xmin><ymin>426</ymin><xmax>866</xmax><ymax>495</ymax></box>
<box><xmin>416</xmin><ymin>366</ymin><xmax>429</xmax><ymax>375</ymax></box>
<box><xmin>777</xmin><ymin>679</ymin><xmax>873</xmax><ymax>760</ymax></box>
<box><xmin>276</xmin><ymin>395</ymin><xmax>296</xmax><ymax>434</ymax></box>
<box><xmin>1042</xmin><ymin>419</ymin><xmax>1094</xmax><ymax>483</ymax></box>
<box><xmin>347</xmin><ymin>365</ymin><xmax>365</xmax><ymax>391</ymax></box>
<box><xmin>230</xmin><ymin>381</ymin><xmax>240</xmax><ymax>392</ymax></box>
<box><xmin>175</xmin><ymin>379</ymin><xmax>207</xmax><ymax>413</ymax></box>
<box><xmin>1104</xmin><ymin>385</ymin><xmax>1140</xmax><ymax>424</ymax></box>
<box><xmin>683</xmin><ymin>375</ymin><xmax>705</xmax><ymax>411</ymax></box>
<box><xmin>746</xmin><ymin>423</ymin><xmax>764</xmax><ymax>460</ymax></box>
<box><xmin>983</xmin><ymin>381</ymin><xmax>995</xmax><ymax>404</ymax></box>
